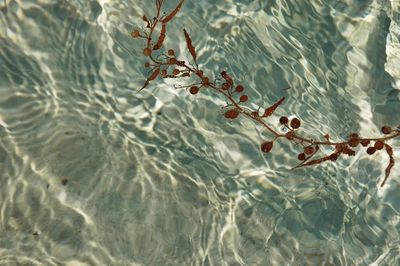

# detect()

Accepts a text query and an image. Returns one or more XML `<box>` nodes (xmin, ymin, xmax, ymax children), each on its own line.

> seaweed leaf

<box><xmin>138</xmin><ymin>67</ymin><xmax>160</xmax><ymax>92</ymax></box>
<box><xmin>153</xmin><ymin>22</ymin><xmax>166</xmax><ymax>50</ymax></box>
<box><xmin>183</xmin><ymin>28</ymin><xmax>197</xmax><ymax>63</ymax></box>
<box><xmin>156</xmin><ymin>0</ymin><xmax>163</xmax><ymax>9</ymax></box>
<box><xmin>380</xmin><ymin>144</ymin><xmax>394</xmax><ymax>187</ymax></box>
<box><xmin>263</xmin><ymin>97</ymin><xmax>285</xmax><ymax>117</ymax></box>
<box><xmin>162</xmin><ymin>0</ymin><xmax>185</xmax><ymax>23</ymax></box>
<box><xmin>142</xmin><ymin>15</ymin><xmax>151</xmax><ymax>28</ymax></box>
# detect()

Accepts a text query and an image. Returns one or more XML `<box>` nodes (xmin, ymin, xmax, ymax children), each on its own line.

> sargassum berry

<box><xmin>261</xmin><ymin>141</ymin><xmax>273</xmax><ymax>153</ymax></box>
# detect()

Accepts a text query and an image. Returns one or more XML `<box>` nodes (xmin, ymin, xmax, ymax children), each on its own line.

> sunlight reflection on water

<box><xmin>0</xmin><ymin>0</ymin><xmax>399</xmax><ymax>265</ymax></box>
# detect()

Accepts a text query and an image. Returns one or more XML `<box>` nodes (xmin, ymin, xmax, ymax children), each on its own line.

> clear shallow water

<box><xmin>0</xmin><ymin>0</ymin><xmax>400</xmax><ymax>265</ymax></box>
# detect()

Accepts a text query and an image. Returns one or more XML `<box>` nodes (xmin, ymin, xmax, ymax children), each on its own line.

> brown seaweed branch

<box><xmin>131</xmin><ymin>0</ymin><xmax>400</xmax><ymax>187</ymax></box>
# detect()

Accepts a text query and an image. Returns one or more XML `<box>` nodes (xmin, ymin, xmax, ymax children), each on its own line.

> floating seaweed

<box><xmin>131</xmin><ymin>0</ymin><xmax>400</xmax><ymax>187</ymax></box>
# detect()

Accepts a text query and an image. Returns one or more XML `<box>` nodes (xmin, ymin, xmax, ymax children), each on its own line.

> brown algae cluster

<box><xmin>131</xmin><ymin>0</ymin><xmax>400</xmax><ymax>187</ymax></box>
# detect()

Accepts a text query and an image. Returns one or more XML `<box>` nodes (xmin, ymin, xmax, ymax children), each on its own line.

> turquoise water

<box><xmin>1</xmin><ymin>0</ymin><xmax>400</xmax><ymax>265</ymax></box>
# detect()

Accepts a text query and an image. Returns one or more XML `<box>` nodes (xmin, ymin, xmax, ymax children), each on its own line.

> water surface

<box><xmin>0</xmin><ymin>0</ymin><xmax>399</xmax><ymax>265</ymax></box>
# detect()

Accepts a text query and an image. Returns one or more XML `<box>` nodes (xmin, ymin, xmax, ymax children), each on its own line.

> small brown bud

<box><xmin>261</xmin><ymin>141</ymin><xmax>273</xmax><ymax>153</ymax></box>
<box><xmin>202</xmin><ymin>77</ymin><xmax>210</xmax><ymax>87</ymax></box>
<box><xmin>235</xmin><ymin>85</ymin><xmax>244</xmax><ymax>92</ymax></box>
<box><xmin>143</xmin><ymin>47</ymin><xmax>151</xmax><ymax>56</ymax></box>
<box><xmin>168</xmin><ymin>58</ymin><xmax>178</xmax><ymax>64</ymax></box>
<box><xmin>343</xmin><ymin>146</ymin><xmax>355</xmax><ymax>156</ymax></box>
<box><xmin>290</xmin><ymin>118</ymin><xmax>301</xmax><ymax>129</ymax></box>
<box><xmin>131</xmin><ymin>30</ymin><xmax>140</xmax><ymax>38</ymax></box>
<box><xmin>297</xmin><ymin>153</ymin><xmax>306</xmax><ymax>160</ymax></box>
<box><xmin>279</xmin><ymin>116</ymin><xmax>289</xmax><ymax>124</ymax></box>
<box><xmin>224</xmin><ymin>109</ymin><xmax>239</xmax><ymax>119</ymax></box>
<box><xmin>329</xmin><ymin>153</ymin><xmax>339</xmax><ymax>161</ymax></box>
<box><xmin>239</xmin><ymin>95</ymin><xmax>248</xmax><ymax>102</ymax></box>
<box><xmin>374</xmin><ymin>141</ymin><xmax>384</xmax><ymax>150</ymax></box>
<box><xmin>189</xmin><ymin>86</ymin><xmax>199</xmax><ymax>95</ymax></box>
<box><xmin>348</xmin><ymin>138</ymin><xmax>359</xmax><ymax>147</ymax></box>
<box><xmin>360</xmin><ymin>139</ymin><xmax>370</xmax><ymax>147</ymax></box>
<box><xmin>381</xmin><ymin>126</ymin><xmax>392</xmax><ymax>134</ymax></box>
<box><xmin>367</xmin><ymin>147</ymin><xmax>376</xmax><ymax>155</ymax></box>
<box><xmin>304</xmin><ymin>146</ymin><xmax>314</xmax><ymax>155</ymax></box>
<box><xmin>167</xmin><ymin>49</ymin><xmax>175</xmax><ymax>56</ymax></box>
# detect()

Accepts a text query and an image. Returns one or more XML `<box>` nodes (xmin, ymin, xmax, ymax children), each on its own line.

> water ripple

<box><xmin>0</xmin><ymin>0</ymin><xmax>399</xmax><ymax>265</ymax></box>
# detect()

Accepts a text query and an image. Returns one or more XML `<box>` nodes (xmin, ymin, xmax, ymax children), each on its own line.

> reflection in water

<box><xmin>0</xmin><ymin>0</ymin><xmax>399</xmax><ymax>265</ymax></box>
